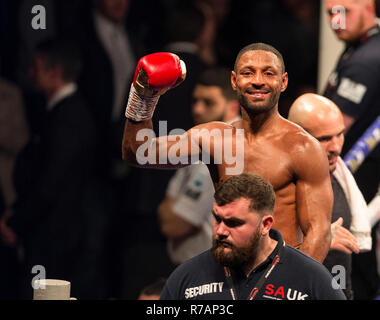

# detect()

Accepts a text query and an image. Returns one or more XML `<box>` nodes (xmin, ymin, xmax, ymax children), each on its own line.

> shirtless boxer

<box><xmin>122</xmin><ymin>42</ymin><xmax>333</xmax><ymax>262</ymax></box>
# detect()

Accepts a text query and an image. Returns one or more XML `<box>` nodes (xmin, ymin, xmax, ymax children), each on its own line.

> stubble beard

<box><xmin>238</xmin><ymin>90</ymin><xmax>280</xmax><ymax>116</ymax></box>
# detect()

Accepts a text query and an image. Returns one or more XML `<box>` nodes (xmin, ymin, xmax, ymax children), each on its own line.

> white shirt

<box><xmin>333</xmin><ymin>157</ymin><xmax>372</xmax><ymax>251</ymax></box>
<box><xmin>166</xmin><ymin>162</ymin><xmax>214</xmax><ymax>265</ymax></box>
<box><xmin>47</xmin><ymin>82</ymin><xmax>77</xmax><ymax>111</ymax></box>
<box><xmin>94</xmin><ymin>11</ymin><xmax>136</xmax><ymax>121</ymax></box>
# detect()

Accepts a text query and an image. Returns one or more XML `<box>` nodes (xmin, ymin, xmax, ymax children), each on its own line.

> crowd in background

<box><xmin>0</xmin><ymin>0</ymin><xmax>378</xmax><ymax>300</ymax></box>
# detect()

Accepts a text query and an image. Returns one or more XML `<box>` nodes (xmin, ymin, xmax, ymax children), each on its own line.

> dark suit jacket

<box><xmin>9</xmin><ymin>91</ymin><xmax>97</xmax><ymax>276</ymax></box>
<box><xmin>74</xmin><ymin>11</ymin><xmax>143</xmax><ymax>174</ymax></box>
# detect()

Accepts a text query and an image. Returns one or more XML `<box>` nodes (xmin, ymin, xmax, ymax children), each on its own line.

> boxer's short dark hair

<box><xmin>214</xmin><ymin>173</ymin><xmax>275</xmax><ymax>214</ymax></box>
<box><xmin>234</xmin><ymin>42</ymin><xmax>285</xmax><ymax>74</ymax></box>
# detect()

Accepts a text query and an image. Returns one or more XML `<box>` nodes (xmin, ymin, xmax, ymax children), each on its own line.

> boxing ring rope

<box><xmin>343</xmin><ymin>115</ymin><xmax>380</xmax><ymax>174</ymax></box>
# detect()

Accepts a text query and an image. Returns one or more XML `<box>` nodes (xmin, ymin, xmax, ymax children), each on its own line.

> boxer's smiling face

<box><xmin>231</xmin><ymin>50</ymin><xmax>288</xmax><ymax>115</ymax></box>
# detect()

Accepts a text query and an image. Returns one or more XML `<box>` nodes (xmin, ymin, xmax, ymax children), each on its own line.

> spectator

<box><xmin>137</xmin><ymin>277</ymin><xmax>166</xmax><ymax>300</ymax></box>
<box><xmin>288</xmin><ymin>93</ymin><xmax>374</xmax><ymax>299</ymax></box>
<box><xmin>157</xmin><ymin>2</ymin><xmax>207</xmax><ymax>133</ymax></box>
<box><xmin>157</xmin><ymin>67</ymin><xmax>240</xmax><ymax>266</ymax></box>
<box><xmin>0</xmin><ymin>77</ymin><xmax>29</xmax><ymax>299</ymax></box>
<box><xmin>74</xmin><ymin>0</ymin><xmax>145</xmax><ymax>298</ymax></box>
<box><xmin>0</xmin><ymin>78</ymin><xmax>29</xmax><ymax>209</ymax></box>
<box><xmin>0</xmin><ymin>38</ymin><xmax>97</xmax><ymax>299</ymax></box>
<box><xmin>323</xmin><ymin>0</ymin><xmax>380</xmax><ymax>299</ymax></box>
<box><xmin>195</xmin><ymin>0</ymin><xmax>233</xmax><ymax>67</ymax></box>
<box><xmin>75</xmin><ymin>0</ymin><xmax>142</xmax><ymax>178</ymax></box>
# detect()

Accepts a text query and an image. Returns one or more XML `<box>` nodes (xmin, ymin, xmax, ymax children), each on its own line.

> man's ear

<box><xmin>281</xmin><ymin>72</ymin><xmax>288</xmax><ymax>92</ymax></box>
<box><xmin>261</xmin><ymin>215</ymin><xmax>274</xmax><ymax>236</ymax></box>
<box><xmin>231</xmin><ymin>71</ymin><xmax>237</xmax><ymax>91</ymax></box>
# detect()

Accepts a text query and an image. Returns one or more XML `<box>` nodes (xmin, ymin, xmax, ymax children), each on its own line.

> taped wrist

<box><xmin>125</xmin><ymin>85</ymin><xmax>160</xmax><ymax>121</ymax></box>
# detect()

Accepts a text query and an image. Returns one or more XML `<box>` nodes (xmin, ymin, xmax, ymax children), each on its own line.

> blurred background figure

<box><xmin>73</xmin><ymin>0</ymin><xmax>146</xmax><ymax>298</ymax></box>
<box><xmin>76</xmin><ymin>0</ymin><xmax>139</xmax><ymax>177</ymax></box>
<box><xmin>0</xmin><ymin>79</ymin><xmax>29</xmax><ymax>221</ymax></box>
<box><xmin>323</xmin><ymin>0</ymin><xmax>380</xmax><ymax>300</ymax></box>
<box><xmin>137</xmin><ymin>277</ymin><xmax>166</xmax><ymax>300</ymax></box>
<box><xmin>0</xmin><ymin>77</ymin><xmax>29</xmax><ymax>299</ymax></box>
<box><xmin>0</xmin><ymin>38</ymin><xmax>97</xmax><ymax>299</ymax></box>
<box><xmin>157</xmin><ymin>2</ymin><xmax>206</xmax><ymax>133</ymax></box>
<box><xmin>194</xmin><ymin>0</ymin><xmax>233</xmax><ymax>67</ymax></box>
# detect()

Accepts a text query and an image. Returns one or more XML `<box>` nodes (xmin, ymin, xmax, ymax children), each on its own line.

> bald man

<box><xmin>288</xmin><ymin>93</ymin><xmax>374</xmax><ymax>299</ymax></box>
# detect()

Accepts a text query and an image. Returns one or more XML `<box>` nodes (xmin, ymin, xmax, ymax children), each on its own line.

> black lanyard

<box><xmin>223</xmin><ymin>240</ymin><xmax>285</xmax><ymax>300</ymax></box>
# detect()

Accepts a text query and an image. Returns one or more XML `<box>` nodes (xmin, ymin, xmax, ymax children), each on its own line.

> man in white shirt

<box><xmin>77</xmin><ymin>0</ymin><xmax>139</xmax><ymax>182</ymax></box>
<box><xmin>158</xmin><ymin>67</ymin><xmax>240</xmax><ymax>265</ymax></box>
<box><xmin>93</xmin><ymin>0</ymin><xmax>136</xmax><ymax>121</ymax></box>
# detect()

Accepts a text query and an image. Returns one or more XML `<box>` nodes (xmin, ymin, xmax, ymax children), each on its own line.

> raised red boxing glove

<box><xmin>125</xmin><ymin>52</ymin><xmax>186</xmax><ymax>121</ymax></box>
<box><xmin>133</xmin><ymin>52</ymin><xmax>186</xmax><ymax>96</ymax></box>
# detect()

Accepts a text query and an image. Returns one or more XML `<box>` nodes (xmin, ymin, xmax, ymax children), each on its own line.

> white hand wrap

<box><xmin>125</xmin><ymin>84</ymin><xmax>160</xmax><ymax>122</ymax></box>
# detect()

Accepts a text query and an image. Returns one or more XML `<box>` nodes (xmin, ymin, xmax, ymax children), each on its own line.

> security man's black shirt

<box><xmin>160</xmin><ymin>229</ymin><xmax>346</xmax><ymax>300</ymax></box>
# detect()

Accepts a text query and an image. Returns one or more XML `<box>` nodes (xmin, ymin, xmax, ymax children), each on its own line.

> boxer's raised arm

<box><xmin>121</xmin><ymin>53</ymin><xmax>241</xmax><ymax>170</ymax></box>
<box><xmin>121</xmin><ymin>52</ymin><xmax>192</xmax><ymax>168</ymax></box>
<box><xmin>293</xmin><ymin>137</ymin><xmax>333</xmax><ymax>263</ymax></box>
<box><xmin>122</xmin><ymin>120</ymin><xmax>205</xmax><ymax>169</ymax></box>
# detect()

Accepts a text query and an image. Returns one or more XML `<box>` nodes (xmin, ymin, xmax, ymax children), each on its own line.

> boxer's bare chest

<box><xmin>212</xmin><ymin>136</ymin><xmax>295</xmax><ymax>191</ymax></box>
<box><xmin>206</xmin><ymin>130</ymin><xmax>302</xmax><ymax>246</ymax></box>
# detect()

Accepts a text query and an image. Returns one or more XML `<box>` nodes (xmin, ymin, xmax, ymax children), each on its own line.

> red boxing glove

<box><xmin>126</xmin><ymin>52</ymin><xmax>186</xmax><ymax>121</ymax></box>
<box><xmin>134</xmin><ymin>52</ymin><xmax>186</xmax><ymax>96</ymax></box>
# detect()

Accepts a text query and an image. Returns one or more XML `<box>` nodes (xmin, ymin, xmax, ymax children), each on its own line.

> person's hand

<box><xmin>125</xmin><ymin>52</ymin><xmax>186</xmax><ymax>122</ymax></box>
<box><xmin>330</xmin><ymin>217</ymin><xmax>359</xmax><ymax>254</ymax></box>
<box><xmin>0</xmin><ymin>209</ymin><xmax>17</xmax><ymax>247</ymax></box>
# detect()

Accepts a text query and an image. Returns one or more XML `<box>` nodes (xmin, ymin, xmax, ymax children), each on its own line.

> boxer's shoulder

<box><xmin>280</xmin><ymin>117</ymin><xmax>319</xmax><ymax>147</ymax></box>
<box><xmin>189</xmin><ymin>121</ymin><xmax>237</xmax><ymax>133</ymax></box>
<box><xmin>274</xmin><ymin>118</ymin><xmax>325</xmax><ymax>167</ymax></box>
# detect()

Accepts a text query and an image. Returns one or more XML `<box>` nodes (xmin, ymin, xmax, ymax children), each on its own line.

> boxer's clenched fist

<box><xmin>125</xmin><ymin>52</ymin><xmax>186</xmax><ymax>122</ymax></box>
